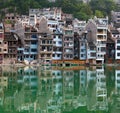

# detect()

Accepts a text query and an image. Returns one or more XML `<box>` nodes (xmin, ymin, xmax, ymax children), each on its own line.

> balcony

<box><xmin>64</xmin><ymin>30</ymin><xmax>73</xmax><ymax>37</ymax></box>
<box><xmin>41</xmin><ymin>43</ymin><xmax>53</xmax><ymax>46</ymax></box>
<box><xmin>97</xmin><ymin>29</ymin><xmax>107</xmax><ymax>35</ymax></box>
<box><xmin>97</xmin><ymin>34</ymin><xmax>107</xmax><ymax>39</ymax></box>
<box><xmin>64</xmin><ymin>37</ymin><xmax>73</xmax><ymax>42</ymax></box>
<box><xmin>40</xmin><ymin>50</ymin><xmax>53</xmax><ymax>54</ymax></box>
<box><xmin>30</xmin><ymin>44</ymin><xmax>37</xmax><ymax>48</ymax></box>
<box><xmin>41</xmin><ymin>40</ymin><xmax>53</xmax><ymax>45</ymax></box>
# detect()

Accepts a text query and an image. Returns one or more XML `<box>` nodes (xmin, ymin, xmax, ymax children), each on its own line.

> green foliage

<box><xmin>5</xmin><ymin>20</ymin><xmax>11</xmax><ymax>24</ymax></box>
<box><xmin>95</xmin><ymin>10</ymin><xmax>104</xmax><ymax>18</ymax></box>
<box><xmin>0</xmin><ymin>0</ymin><xmax>119</xmax><ymax>20</ymax></box>
<box><xmin>89</xmin><ymin>0</ymin><xmax>117</xmax><ymax>17</ymax></box>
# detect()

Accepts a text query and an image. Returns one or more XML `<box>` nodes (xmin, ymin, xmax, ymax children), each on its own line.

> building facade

<box><xmin>62</xmin><ymin>26</ymin><xmax>74</xmax><ymax>60</ymax></box>
<box><xmin>86</xmin><ymin>17</ymin><xmax>108</xmax><ymax>64</ymax></box>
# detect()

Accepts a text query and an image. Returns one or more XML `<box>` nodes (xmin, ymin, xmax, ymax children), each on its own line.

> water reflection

<box><xmin>0</xmin><ymin>66</ymin><xmax>120</xmax><ymax>113</ymax></box>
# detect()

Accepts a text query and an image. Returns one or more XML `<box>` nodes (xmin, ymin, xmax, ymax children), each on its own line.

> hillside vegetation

<box><xmin>0</xmin><ymin>0</ymin><xmax>119</xmax><ymax>20</ymax></box>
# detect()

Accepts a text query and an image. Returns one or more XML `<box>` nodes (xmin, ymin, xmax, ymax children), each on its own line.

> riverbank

<box><xmin>0</xmin><ymin>62</ymin><xmax>120</xmax><ymax>67</ymax></box>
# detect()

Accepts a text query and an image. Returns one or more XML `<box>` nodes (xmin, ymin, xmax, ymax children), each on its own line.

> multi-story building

<box><xmin>38</xmin><ymin>16</ymin><xmax>53</xmax><ymax>64</ymax></box>
<box><xmin>52</xmin><ymin>28</ymin><xmax>63</xmax><ymax>60</ymax></box>
<box><xmin>18</xmin><ymin>15</ymin><xmax>29</xmax><ymax>26</ymax></box>
<box><xmin>0</xmin><ymin>23</ymin><xmax>7</xmax><ymax>64</ymax></box>
<box><xmin>23</xmin><ymin>27</ymin><xmax>38</xmax><ymax>63</ymax></box>
<box><xmin>79</xmin><ymin>33</ymin><xmax>87</xmax><ymax>60</ymax></box>
<box><xmin>111</xmin><ymin>29</ymin><xmax>120</xmax><ymax>60</ymax></box>
<box><xmin>86</xmin><ymin>17</ymin><xmax>108</xmax><ymax>64</ymax></box>
<box><xmin>73</xmin><ymin>18</ymin><xmax>86</xmax><ymax>34</ymax></box>
<box><xmin>74</xmin><ymin>33</ymin><xmax>80</xmax><ymax>59</ymax></box>
<box><xmin>4</xmin><ymin>32</ymin><xmax>19</xmax><ymax>64</ymax></box>
<box><xmin>29</xmin><ymin>7</ymin><xmax>62</xmax><ymax>22</ymax></box>
<box><xmin>111</xmin><ymin>11</ymin><xmax>120</xmax><ymax>28</ymax></box>
<box><xmin>106</xmin><ymin>31</ymin><xmax>115</xmax><ymax>61</ymax></box>
<box><xmin>87</xmin><ymin>42</ymin><xmax>96</xmax><ymax>64</ymax></box>
<box><xmin>47</xmin><ymin>18</ymin><xmax>58</xmax><ymax>32</ymax></box>
<box><xmin>62</xmin><ymin>26</ymin><xmax>74</xmax><ymax>60</ymax></box>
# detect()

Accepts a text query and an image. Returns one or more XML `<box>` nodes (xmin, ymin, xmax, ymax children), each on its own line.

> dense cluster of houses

<box><xmin>0</xmin><ymin>7</ymin><xmax>120</xmax><ymax>65</ymax></box>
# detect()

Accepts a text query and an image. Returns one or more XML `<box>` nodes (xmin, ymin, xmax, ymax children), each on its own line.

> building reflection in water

<box><xmin>0</xmin><ymin>66</ymin><xmax>119</xmax><ymax>113</ymax></box>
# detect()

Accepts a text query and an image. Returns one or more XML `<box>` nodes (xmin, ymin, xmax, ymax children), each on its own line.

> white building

<box><xmin>47</xmin><ymin>19</ymin><xmax>59</xmax><ymax>32</ymax></box>
<box><xmin>87</xmin><ymin>42</ymin><xmax>96</xmax><ymax>64</ymax></box>
<box><xmin>73</xmin><ymin>18</ymin><xmax>86</xmax><ymax>34</ymax></box>
<box><xmin>62</xmin><ymin>26</ymin><xmax>74</xmax><ymax>60</ymax></box>
<box><xmin>86</xmin><ymin>17</ymin><xmax>108</xmax><ymax>64</ymax></box>
<box><xmin>110</xmin><ymin>30</ymin><xmax>120</xmax><ymax>59</ymax></box>
<box><xmin>52</xmin><ymin>28</ymin><xmax>63</xmax><ymax>60</ymax></box>
<box><xmin>111</xmin><ymin>11</ymin><xmax>120</xmax><ymax>27</ymax></box>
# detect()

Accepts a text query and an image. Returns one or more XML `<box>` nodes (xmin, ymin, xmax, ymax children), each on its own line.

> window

<box><xmin>42</xmin><ymin>46</ymin><xmax>45</xmax><ymax>50</ymax></box>
<box><xmin>42</xmin><ymin>40</ymin><xmax>45</xmax><ymax>44</ymax></box>
<box><xmin>25</xmin><ymin>48</ymin><xmax>29</xmax><ymax>52</ymax></box>
<box><xmin>30</xmin><ymin>55</ymin><xmax>33</xmax><ymax>58</ymax></box>
<box><xmin>117</xmin><ymin>16</ymin><xmax>120</xmax><ymax>18</ymax></box>
<box><xmin>31</xmin><ymin>49</ymin><xmax>37</xmax><ymax>52</ymax></box>
<box><xmin>117</xmin><ymin>40</ymin><xmax>120</xmax><ymax>43</ymax></box>
<box><xmin>0</xmin><ymin>33</ymin><xmax>3</xmax><ymax>38</ymax></box>
<box><xmin>12</xmin><ymin>17</ymin><xmax>14</xmax><ymax>19</ymax></box>
<box><xmin>81</xmin><ymin>49</ymin><xmax>84</xmax><ymax>52</ymax></box>
<box><xmin>117</xmin><ymin>53</ymin><xmax>120</xmax><ymax>56</ymax></box>
<box><xmin>98</xmin><ymin>48</ymin><xmax>100</xmax><ymax>51</ymax></box>
<box><xmin>57</xmin><ymin>54</ymin><xmax>60</xmax><ymax>57</ymax></box>
<box><xmin>117</xmin><ymin>73</ymin><xmax>120</xmax><ymax>77</ymax></box>
<box><xmin>31</xmin><ymin>41</ymin><xmax>37</xmax><ymax>44</ymax></box>
<box><xmin>24</xmin><ymin>55</ymin><xmax>29</xmax><ymax>58</ymax></box>
<box><xmin>4</xmin><ymin>49</ymin><xmax>7</xmax><ymax>51</ymax></box>
<box><xmin>91</xmin><ymin>53</ymin><xmax>96</xmax><ymax>57</ymax></box>
<box><xmin>14</xmin><ymin>41</ymin><xmax>16</xmax><ymax>44</ymax></box>
<box><xmin>58</xmin><ymin>41</ymin><xmax>62</xmax><ymax>44</ymax></box>
<box><xmin>47</xmin><ymin>54</ymin><xmax>50</xmax><ymax>57</ymax></box>
<box><xmin>0</xmin><ymin>48</ymin><xmax>2</xmax><ymax>52</ymax></box>
<box><xmin>31</xmin><ymin>34</ymin><xmax>37</xmax><ymax>38</ymax></box>
<box><xmin>117</xmin><ymin>46</ymin><xmax>120</xmax><ymax>50</ymax></box>
<box><xmin>81</xmin><ymin>43</ymin><xmax>84</xmax><ymax>46</ymax></box>
<box><xmin>101</xmin><ymin>47</ymin><xmax>106</xmax><ymax>52</ymax></box>
<box><xmin>81</xmin><ymin>72</ymin><xmax>83</xmax><ymax>75</ymax></box>
<box><xmin>81</xmin><ymin>54</ymin><xmax>84</xmax><ymax>57</ymax></box>
<box><xmin>4</xmin><ymin>42</ymin><xmax>7</xmax><ymax>44</ymax></box>
<box><xmin>58</xmin><ymin>35</ymin><xmax>62</xmax><ymax>39</ymax></box>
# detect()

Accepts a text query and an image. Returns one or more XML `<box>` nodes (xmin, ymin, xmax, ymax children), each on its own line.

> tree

<box><xmin>90</xmin><ymin>0</ymin><xmax>118</xmax><ymax>16</ymax></box>
<box><xmin>95</xmin><ymin>10</ymin><xmax>104</xmax><ymax>18</ymax></box>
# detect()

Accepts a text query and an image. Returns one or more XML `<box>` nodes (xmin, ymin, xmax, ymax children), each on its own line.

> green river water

<box><xmin>0</xmin><ymin>66</ymin><xmax>119</xmax><ymax>113</ymax></box>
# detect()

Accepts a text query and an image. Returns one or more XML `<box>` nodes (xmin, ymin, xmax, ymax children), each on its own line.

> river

<box><xmin>0</xmin><ymin>66</ymin><xmax>119</xmax><ymax>113</ymax></box>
